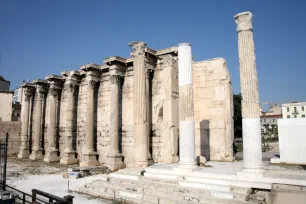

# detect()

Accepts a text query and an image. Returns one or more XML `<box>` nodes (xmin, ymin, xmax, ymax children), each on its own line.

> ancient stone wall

<box><xmin>121</xmin><ymin>67</ymin><xmax>135</xmax><ymax>164</ymax></box>
<box><xmin>0</xmin><ymin>120</ymin><xmax>21</xmax><ymax>155</ymax></box>
<box><xmin>193</xmin><ymin>58</ymin><xmax>234</xmax><ymax>161</ymax></box>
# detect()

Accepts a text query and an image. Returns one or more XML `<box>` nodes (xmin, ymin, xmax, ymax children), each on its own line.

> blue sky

<box><xmin>1</xmin><ymin>0</ymin><xmax>305</xmax><ymax>107</ymax></box>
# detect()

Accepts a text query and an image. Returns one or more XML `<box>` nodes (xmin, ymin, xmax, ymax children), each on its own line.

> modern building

<box><xmin>260</xmin><ymin>103</ymin><xmax>282</xmax><ymax>136</ymax></box>
<box><xmin>0</xmin><ymin>75</ymin><xmax>10</xmax><ymax>91</ymax></box>
<box><xmin>282</xmin><ymin>102</ymin><xmax>306</xmax><ymax>119</ymax></box>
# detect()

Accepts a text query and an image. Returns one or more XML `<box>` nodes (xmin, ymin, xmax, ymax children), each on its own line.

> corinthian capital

<box><xmin>49</xmin><ymin>88</ymin><xmax>58</xmax><ymax>97</ymax></box>
<box><xmin>234</xmin><ymin>11</ymin><xmax>253</xmax><ymax>32</ymax></box>
<box><xmin>110</xmin><ymin>75</ymin><xmax>122</xmax><ymax>85</ymax></box>
<box><xmin>24</xmin><ymin>90</ymin><xmax>33</xmax><ymax>101</ymax></box>
<box><xmin>88</xmin><ymin>80</ymin><xmax>97</xmax><ymax>89</ymax></box>
<box><xmin>129</xmin><ymin>41</ymin><xmax>147</xmax><ymax>57</ymax></box>
<box><xmin>64</xmin><ymin>83</ymin><xmax>76</xmax><ymax>93</ymax></box>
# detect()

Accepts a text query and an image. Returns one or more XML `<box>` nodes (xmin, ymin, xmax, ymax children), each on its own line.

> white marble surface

<box><xmin>278</xmin><ymin>118</ymin><xmax>306</xmax><ymax>164</ymax></box>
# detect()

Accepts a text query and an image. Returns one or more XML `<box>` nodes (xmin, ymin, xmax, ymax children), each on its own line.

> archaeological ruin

<box><xmin>17</xmin><ymin>38</ymin><xmax>234</xmax><ymax>169</ymax></box>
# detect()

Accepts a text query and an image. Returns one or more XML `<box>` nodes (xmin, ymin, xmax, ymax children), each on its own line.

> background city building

<box><xmin>282</xmin><ymin>102</ymin><xmax>306</xmax><ymax>119</ymax></box>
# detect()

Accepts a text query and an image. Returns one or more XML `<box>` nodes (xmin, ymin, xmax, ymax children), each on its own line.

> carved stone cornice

<box><xmin>110</xmin><ymin>75</ymin><xmax>122</xmax><ymax>85</ymax></box>
<box><xmin>234</xmin><ymin>11</ymin><xmax>253</xmax><ymax>32</ymax></box>
<box><xmin>88</xmin><ymin>80</ymin><xmax>97</xmax><ymax>89</ymax></box>
<box><xmin>129</xmin><ymin>41</ymin><xmax>147</xmax><ymax>57</ymax></box>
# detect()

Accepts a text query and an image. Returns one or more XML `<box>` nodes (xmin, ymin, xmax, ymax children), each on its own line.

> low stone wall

<box><xmin>0</xmin><ymin>120</ymin><xmax>21</xmax><ymax>155</ymax></box>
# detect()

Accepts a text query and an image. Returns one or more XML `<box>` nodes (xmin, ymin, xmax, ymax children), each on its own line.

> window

<box><xmin>302</xmin><ymin>115</ymin><xmax>305</xmax><ymax>118</ymax></box>
<box><xmin>302</xmin><ymin>106</ymin><xmax>305</xmax><ymax>111</ymax></box>
<box><xmin>264</xmin><ymin>119</ymin><xmax>266</xmax><ymax>122</ymax></box>
<box><xmin>287</xmin><ymin>107</ymin><xmax>289</xmax><ymax>112</ymax></box>
<box><xmin>294</xmin><ymin>107</ymin><xmax>297</xmax><ymax>112</ymax></box>
<box><xmin>294</xmin><ymin>115</ymin><xmax>297</xmax><ymax>118</ymax></box>
<box><xmin>287</xmin><ymin>115</ymin><xmax>290</xmax><ymax>118</ymax></box>
<box><xmin>273</xmin><ymin>119</ymin><xmax>275</xmax><ymax>122</ymax></box>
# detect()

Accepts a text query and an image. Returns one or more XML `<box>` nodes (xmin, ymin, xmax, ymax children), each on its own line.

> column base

<box><xmin>43</xmin><ymin>151</ymin><xmax>60</xmax><ymax>163</ymax></box>
<box><xmin>18</xmin><ymin>148</ymin><xmax>30</xmax><ymax>159</ymax></box>
<box><xmin>60</xmin><ymin>151</ymin><xmax>79</xmax><ymax>165</ymax></box>
<box><xmin>80</xmin><ymin>152</ymin><xmax>99</xmax><ymax>167</ymax></box>
<box><xmin>29</xmin><ymin>149</ymin><xmax>43</xmax><ymax>160</ymax></box>
<box><xmin>174</xmin><ymin>162</ymin><xmax>198</xmax><ymax>172</ymax></box>
<box><xmin>106</xmin><ymin>152</ymin><xmax>125</xmax><ymax>171</ymax></box>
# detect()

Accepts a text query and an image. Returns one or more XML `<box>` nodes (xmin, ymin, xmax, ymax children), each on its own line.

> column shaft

<box><xmin>235</xmin><ymin>11</ymin><xmax>263</xmax><ymax>173</ymax></box>
<box><xmin>29</xmin><ymin>90</ymin><xmax>44</xmax><ymax>160</ymax></box>
<box><xmin>110</xmin><ymin>76</ymin><xmax>120</xmax><ymax>153</ymax></box>
<box><xmin>60</xmin><ymin>83</ymin><xmax>78</xmax><ymax>165</ymax></box>
<box><xmin>133</xmin><ymin>52</ymin><xmax>148</xmax><ymax>167</ymax></box>
<box><xmin>44</xmin><ymin>88</ymin><xmax>60</xmax><ymax>163</ymax></box>
<box><xmin>107</xmin><ymin>74</ymin><xmax>125</xmax><ymax>171</ymax></box>
<box><xmin>18</xmin><ymin>89</ymin><xmax>31</xmax><ymax>158</ymax></box>
<box><xmin>178</xmin><ymin>43</ymin><xmax>196</xmax><ymax>168</ymax></box>
<box><xmin>80</xmin><ymin>79</ymin><xmax>99</xmax><ymax>166</ymax></box>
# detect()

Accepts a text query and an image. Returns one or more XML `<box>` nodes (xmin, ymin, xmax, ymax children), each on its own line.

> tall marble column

<box><xmin>129</xmin><ymin>41</ymin><xmax>148</xmax><ymax>167</ymax></box>
<box><xmin>29</xmin><ymin>82</ymin><xmax>46</xmax><ymax>160</ymax></box>
<box><xmin>106</xmin><ymin>72</ymin><xmax>125</xmax><ymax>170</ymax></box>
<box><xmin>18</xmin><ymin>85</ymin><xmax>34</xmax><ymax>158</ymax></box>
<box><xmin>43</xmin><ymin>76</ymin><xmax>63</xmax><ymax>163</ymax></box>
<box><xmin>178</xmin><ymin>43</ymin><xmax>197</xmax><ymax>169</ymax></box>
<box><xmin>80</xmin><ymin>76</ymin><xmax>99</xmax><ymax>167</ymax></box>
<box><xmin>60</xmin><ymin>82</ymin><xmax>79</xmax><ymax>165</ymax></box>
<box><xmin>235</xmin><ymin>12</ymin><xmax>263</xmax><ymax>173</ymax></box>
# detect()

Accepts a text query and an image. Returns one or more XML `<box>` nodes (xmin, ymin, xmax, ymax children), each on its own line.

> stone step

<box><xmin>110</xmin><ymin>172</ymin><xmax>140</xmax><ymax>181</ymax></box>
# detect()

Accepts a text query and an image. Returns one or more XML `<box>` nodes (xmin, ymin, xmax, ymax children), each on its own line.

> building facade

<box><xmin>282</xmin><ymin>102</ymin><xmax>306</xmax><ymax>119</ymax></box>
<box><xmin>17</xmin><ymin>42</ymin><xmax>235</xmax><ymax>168</ymax></box>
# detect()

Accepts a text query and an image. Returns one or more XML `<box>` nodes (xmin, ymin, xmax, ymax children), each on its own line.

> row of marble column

<box><xmin>178</xmin><ymin>11</ymin><xmax>263</xmax><ymax>173</ymax></box>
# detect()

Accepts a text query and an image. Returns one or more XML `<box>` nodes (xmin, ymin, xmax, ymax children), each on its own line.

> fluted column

<box><xmin>130</xmin><ymin>41</ymin><xmax>148</xmax><ymax>167</ymax></box>
<box><xmin>80</xmin><ymin>79</ymin><xmax>99</xmax><ymax>166</ymax></box>
<box><xmin>106</xmin><ymin>74</ymin><xmax>125</xmax><ymax>170</ymax></box>
<box><xmin>43</xmin><ymin>88</ymin><xmax>60</xmax><ymax>163</ymax></box>
<box><xmin>178</xmin><ymin>43</ymin><xmax>197</xmax><ymax>169</ymax></box>
<box><xmin>18</xmin><ymin>87</ymin><xmax>33</xmax><ymax>158</ymax></box>
<box><xmin>60</xmin><ymin>83</ymin><xmax>78</xmax><ymax>164</ymax></box>
<box><xmin>29</xmin><ymin>84</ymin><xmax>45</xmax><ymax>160</ymax></box>
<box><xmin>235</xmin><ymin>11</ymin><xmax>263</xmax><ymax>173</ymax></box>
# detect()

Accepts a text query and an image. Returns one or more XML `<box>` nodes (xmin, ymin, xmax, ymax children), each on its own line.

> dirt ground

<box><xmin>6</xmin><ymin>157</ymin><xmax>111</xmax><ymax>204</ymax></box>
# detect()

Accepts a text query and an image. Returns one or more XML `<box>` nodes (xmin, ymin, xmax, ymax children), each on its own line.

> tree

<box><xmin>233</xmin><ymin>93</ymin><xmax>242</xmax><ymax>138</ymax></box>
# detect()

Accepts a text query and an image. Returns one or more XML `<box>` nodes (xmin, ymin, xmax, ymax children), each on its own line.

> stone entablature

<box><xmin>18</xmin><ymin>42</ymin><xmax>234</xmax><ymax>167</ymax></box>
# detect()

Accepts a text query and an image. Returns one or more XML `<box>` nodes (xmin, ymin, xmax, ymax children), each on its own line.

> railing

<box><xmin>0</xmin><ymin>133</ymin><xmax>8</xmax><ymax>191</ymax></box>
<box><xmin>32</xmin><ymin>189</ymin><xmax>74</xmax><ymax>204</ymax></box>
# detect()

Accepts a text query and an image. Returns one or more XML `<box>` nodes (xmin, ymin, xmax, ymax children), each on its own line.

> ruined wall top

<box><xmin>234</xmin><ymin>11</ymin><xmax>253</xmax><ymax>32</ymax></box>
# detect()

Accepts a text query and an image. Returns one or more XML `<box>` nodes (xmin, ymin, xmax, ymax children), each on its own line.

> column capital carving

<box><xmin>24</xmin><ymin>90</ymin><xmax>33</xmax><ymax>101</ymax></box>
<box><xmin>64</xmin><ymin>83</ymin><xmax>76</xmax><ymax>93</ymax></box>
<box><xmin>234</xmin><ymin>11</ymin><xmax>253</xmax><ymax>32</ymax></box>
<box><xmin>129</xmin><ymin>41</ymin><xmax>147</xmax><ymax>57</ymax></box>
<box><xmin>110</xmin><ymin>75</ymin><xmax>122</xmax><ymax>85</ymax></box>
<box><xmin>145</xmin><ymin>68</ymin><xmax>154</xmax><ymax>79</ymax></box>
<box><xmin>159</xmin><ymin>54</ymin><xmax>177</xmax><ymax>68</ymax></box>
<box><xmin>88</xmin><ymin>80</ymin><xmax>97</xmax><ymax>89</ymax></box>
<box><xmin>48</xmin><ymin>88</ymin><xmax>59</xmax><ymax>97</ymax></box>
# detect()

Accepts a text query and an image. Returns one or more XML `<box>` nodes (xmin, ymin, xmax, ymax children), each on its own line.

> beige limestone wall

<box><xmin>0</xmin><ymin>120</ymin><xmax>21</xmax><ymax>155</ymax></box>
<box><xmin>97</xmin><ymin>73</ymin><xmax>111</xmax><ymax>163</ymax></box>
<box><xmin>193</xmin><ymin>58</ymin><xmax>234</xmax><ymax>161</ymax></box>
<box><xmin>0</xmin><ymin>92</ymin><xmax>13</xmax><ymax>121</ymax></box>
<box><xmin>59</xmin><ymin>87</ymin><xmax>68</xmax><ymax>156</ymax></box>
<box><xmin>121</xmin><ymin>67</ymin><xmax>135</xmax><ymax>165</ymax></box>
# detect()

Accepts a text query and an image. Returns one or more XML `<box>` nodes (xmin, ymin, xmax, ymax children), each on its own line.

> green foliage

<box><xmin>233</xmin><ymin>93</ymin><xmax>242</xmax><ymax>138</ymax></box>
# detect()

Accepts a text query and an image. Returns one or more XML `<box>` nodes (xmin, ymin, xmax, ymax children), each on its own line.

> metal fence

<box><xmin>0</xmin><ymin>133</ymin><xmax>8</xmax><ymax>191</ymax></box>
